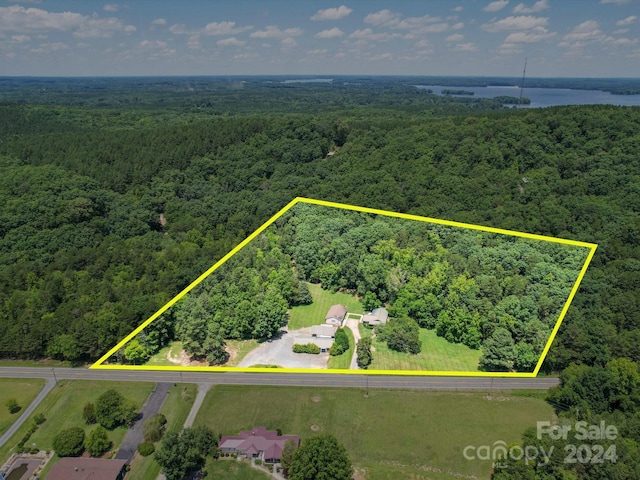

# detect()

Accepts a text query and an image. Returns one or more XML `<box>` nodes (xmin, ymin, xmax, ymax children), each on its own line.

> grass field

<box><xmin>126</xmin><ymin>383</ymin><xmax>198</xmax><ymax>480</ymax></box>
<box><xmin>0</xmin><ymin>380</ymin><xmax>154</xmax><ymax>473</ymax></box>
<box><xmin>204</xmin><ymin>459</ymin><xmax>271</xmax><ymax>479</ymax></box>
<box><xmin>327</xmin><ymin>327</ymin><xmax>355</xmax><ymax>369</ymax></box>
<box><xmin>194</xmin><ymin>385</ymin><xmax>553</xmax><ymax>480</ymax></box>
<box><xmin>0</xmin><ymin>359</ymin><xmax>73</xmax><ymax>368</ymax></box>
<box><xmin>0</xmin><ymin>379</ymin><xmax>45</xmax><ymax>436</ymax></box>
<box><xmin>288</xmin><ymin>283</ymin><xmax>364</xmax><ymax>330</ymax></box>
<box><xmin>360</xmin><ymin>325</ymin><xmax>482</xmax><ymax>372</ymax></box>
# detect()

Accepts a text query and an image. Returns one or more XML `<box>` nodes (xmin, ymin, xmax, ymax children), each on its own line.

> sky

<box><xmin>0</xmin><ymin>0</ymin><xmax>638</xmax><ymax>77</ymax></box>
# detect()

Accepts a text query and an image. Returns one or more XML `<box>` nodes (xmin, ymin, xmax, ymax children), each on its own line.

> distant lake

<box><xmin>415</xmin><ymin>84</ymin><xmax>640</xmax><ymax>108</ymax></box>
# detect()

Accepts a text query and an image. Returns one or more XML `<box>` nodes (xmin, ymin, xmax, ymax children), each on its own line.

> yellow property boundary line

<box><xmin>91</xmin><ymin>197</ymin><xmax>597</xmax><ymax>377</ymax></box>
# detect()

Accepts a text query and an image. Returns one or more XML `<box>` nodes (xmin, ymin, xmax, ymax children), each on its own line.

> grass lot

<box><xmin>146</xmin><ymin>341</ymin><xmax>183</xmax><ymax>366</ymax></box>
<box><xmin>0</xmin><ymin>359</ymin><xmax>73</xmax><ymax>368</ymax></box>
<box><xmin>0</xmin><ymin>380</ymin><xmax>154</xmax><ymax>470</ymax></box>
<box><xmin>204</xmin><ymin>459</ymin><xmax>271</xmax><ymax>479</ymax></box>
<box><xmin>126</xmin><ymin>383</ymin><xmax>198</xmax><ymax>480</ymax></box>
<box><xmin>226</xmin><ymin>339</ymin><xmax>260</xmax><ymax>367</ymax></box>
<box><xmin>0</xmin><ymin>379</ymin><xmax>45</xmax><ymax>436</ymax></box>
<box><xmin>327</xmin><ymin>328</ymin><xmax>355</xmax><ymax>370</ymax></box>
<box><xmin>194</xmin><ymin>385</ymin><xmax>553</xmax><ymax>480</ymax></box>
<box><xmin>288</xmin><ymin>283</ymin><xmax>364</xmax><ymax>330</ymax></box>
<box><xmin>360</xmin><ymin>325</ymin><xmax>482</xmax><ymax>372</ymax></box>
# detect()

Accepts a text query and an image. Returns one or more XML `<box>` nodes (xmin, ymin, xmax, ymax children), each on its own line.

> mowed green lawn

<box><xmin>0</xmin><ymin>380</ymin><xmax>155</xmax><ymax>473</ymax></box>
<box><xmin>194</xmin><ymin>385</ymin><xmax>554</xmax><ymax>480</ymax></box>
<box><xmin>360</xmin><ymin>326</ymin><xmax>482</xmax><ymax>372</ymax></box>
<box><xmin>0</xmin><ymin>378</ymin><xmax>45</xmax><ymax>436</ymax></box>
<box><xmin>146</xmin><ymin>341</ymin><xmax>183</xmax><ymax>366</ymax></box>
<box><xmin>327</xmin><ymin>327</ymin><xmax>355</xmax><ymax>370</ymax></box>
<box><xmin>126</xmin><ymin>384</ymin><xmax>198</xmax><ymax>480</ymax></box>
<box><xmin>288</xmin><ymin>283</ymin><xmax>364</xmax><ymax>330</ymax></box>
<box><xmin>204</xmin><ymin>459</ymin><xmax>271</xmax><ymax>479</ymax></box>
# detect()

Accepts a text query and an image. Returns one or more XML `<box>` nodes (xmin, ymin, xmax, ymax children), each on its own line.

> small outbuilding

<box><xmin>362</xmin><ymin>307</ymin><xmax>389</xmax><ymax>326</ymax></box>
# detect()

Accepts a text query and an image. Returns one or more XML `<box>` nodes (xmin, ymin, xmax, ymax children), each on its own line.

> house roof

<box><xmin>47</xmin><ymin>458</ymin><xmax>127</xmax><ymax>480</ymax></box>
<box><xmin>372</xmin><ymin>307</ymin><xmax>389</xmax><ymax>322</ymax></box>
<box><xmin>310</xmin><ymin>324</ymin><xmax>336</xmax><ymax>337</ymax></box>
<box><xmin>325</xmin><ymin>304</ymin><xmax>347</xmax><ymax>320</ymax></box>
<box><xmin>219</xmin><ymin>427</ymin><xmax>300</xmax><ymax>461</ymax></box>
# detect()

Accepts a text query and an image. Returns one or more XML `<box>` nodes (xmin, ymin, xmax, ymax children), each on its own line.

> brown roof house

<box><xmin>362</xmin><ymin>307</ymin><xmax>389</xmax><ymax>326</ymax></box>
<box><xmin>325</xmin><ymin>304</ymin><xmax>347</xmax><ymax>326</ymax></box>
<box><xmin>47</xmin><ymin>458</ymin><xmax>127</xmax><ymax>480</ymax></box>
<box><xmin>219</xmin><ymin>427</ymin><xmax>300</xmax><ymax>463</ymax></box>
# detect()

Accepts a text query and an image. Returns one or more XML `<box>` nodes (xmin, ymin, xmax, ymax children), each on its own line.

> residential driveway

<box><xmin>238</xmin><ymin>328</ymin><xmax>329</xmax><ymax>369</ymax></box>
<box><xmin>116</xmin><ymin>382</ymin><xmax>172</xmax><ymax>463</ymax></box>
<box><xmin>345</xmin><ymin>318</ymin><xmax>362</xmax><ymax>370</ymax></box>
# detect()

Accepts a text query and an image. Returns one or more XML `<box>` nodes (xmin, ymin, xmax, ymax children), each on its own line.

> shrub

<box><xmin>83</xmin><ymin>402</ymin><xmax>96</xmax><ymax>424</ymax></box>
<box><xmin>143</xmin><ymin>413</ymin><xmax>167</xmax><ymax>442</ymax></box>
<box><xmin>293</xmin><ymin>343</ymin><xmax>320</xmax><ymax>354</ymax></box>
<box><xmin>85</xmin><ymin>426</ymin><xmax>112</xmax><ymax>457</ymax></box>
<box><xmin>6</xmin><ymin>398</ymin><xmax>21</xmax><ymax>414</ymax></box>
<box><xmin>356</xmin><ymin>337</ymin><xmax>373</xmax><ymax>368</ymax></box>
<box><xmin>137</xmin><ymin>442</ymin><xmax>156</xmax><ymax>457</ymax></box>
<box><xmin>34</xmin><ymin>413</ymin><xmax>46</xmax><ymax>425</ymax></box>
<box><xmin>53</xmin><ymin>427</ymin><xmax>85</xmax><ymax>457</ymax></box>
<box><xmin>330</xmin><ymin>328</ymin><xmax>349</xmax><ymax>356</ymax></box>
<box><xmin>95</xmin><ymin>389</ymin><xmax>137</xmax><ymax>430</ymax></box>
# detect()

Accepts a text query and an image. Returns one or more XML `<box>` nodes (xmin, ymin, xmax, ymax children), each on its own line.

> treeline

<box><xmin>0</xmin><ymin>84</ymin><xmax>636</xmax><ymax>372</ymax></box>
<box><xmin>493</xmin><ymin>359</ymin><xmax>640</xmax><ymax>478</ymax></box>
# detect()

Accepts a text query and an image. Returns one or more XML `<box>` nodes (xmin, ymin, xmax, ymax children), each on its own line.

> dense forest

<box><xmin>1</xmin><ymin>77</ymin><xmax>639</xmax><ymax>476</ymax></box>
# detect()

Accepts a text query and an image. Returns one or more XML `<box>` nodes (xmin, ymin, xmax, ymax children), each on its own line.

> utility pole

<box><xmin>518</xmin><ymin>58</ymin><xmax>528</xmax><ymax>105</ymax></box>
<box><xmin>51</xmin><ymin>368</ymin><xmax>57</xmax><ymax>385</ymax></box>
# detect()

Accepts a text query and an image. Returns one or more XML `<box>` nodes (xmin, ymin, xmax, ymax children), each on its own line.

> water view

<box><xmin>415</xmin><ymin>84</ymin><xmax>640</xmax><ymax>108</ymax></box>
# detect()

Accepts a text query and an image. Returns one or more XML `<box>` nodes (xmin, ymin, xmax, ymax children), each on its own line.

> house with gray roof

<box><xmin>362</xmin><ymin>307</ymin><xmax>389</xmax><ymax>326</ymax></box>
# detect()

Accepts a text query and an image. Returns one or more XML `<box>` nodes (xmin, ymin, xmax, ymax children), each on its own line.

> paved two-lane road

<box><xmin>0</xmin><ymin>367</ymin><xmax>559</xmax><ymax>390</ymax></box>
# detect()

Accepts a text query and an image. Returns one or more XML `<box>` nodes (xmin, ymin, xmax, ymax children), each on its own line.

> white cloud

<box><xmin>203</xmin><ymin>21</ymin><xmax>253</xmax><ymax>36</ymax></box>
<box><xmin>452</xmin><ymin>6</ymin><xmax>464</xmax><ymax>12</ymax></box>
<box><xmin>496</xmin><ymin>41</ymin><xmax>524</xmax><ymax>54</ymax></box>
<box><xmin>616</xmin><ymin>15</ymin><xmax>637</xmax><ymax>25</ymax></box>
<box><xmin>613</xmin><ymin>28</ymin><xmax>629</xmax><ymax>34</ymax></box>
<box><xmin>0</xmin><ymin>5</ymin><xmax>135</xmax><ymax>38</ymax></box>
<box><xmin>140</xmin><ymin>39</ymin><xmax>167</xmax><ymax>48</ymax></box>
<box><xmin>103</xmin><ymin>4</ymin><xmax>119</xmax><ymax>12</ymax></box>
<box><xmin>484</xmin><ymin>0</ymin><xmax>509</xmax><ymax>12</ymax></box>
<box><xmin>280</xmin><ymin>37</ymin><xmax>297</xmax><ymax>49</ymax></box>
<box><xmin>11</xmin><ymin>34</ymin><xmax>30</xmax><ymax>42</ymax></box>
<box><xmin>310</xmin><ymin>5</ymin><xmax>352</xmax><ymax>21</ymax></box>
<box><xmin>505</xmin><ymin>26</ymin><xmax>555</xmax><ymax>42</ymax></box>
<box><xmin>7</xmin><ymin>0</ymin><xmax>42</xmax><ymax>3</ymax></box>
<box><xmin>446</xmin><ymin>33</ymin><xmax>464</xmax><ymax>42</ymax></box>
<box><xmin>316</xmin><ymin>27</ymin><xmax>344</xmax><ymax>38</ymax></box>
<box><xmin>187</xmin><ymin>34</ymin><xmax>200</xmax><ymax>49</ymax></box>
<box><xmin>349</xmin><ymin>28</ymin><xmax>401</xmax><ymax>42</ymax></box>
<box><xmin>216</xmin><ymin>36</ymin><xmax>246</xmax><ymax>47</ymax></box>
<box><xmin>512</xmin><ymin>0</ymin><xmax>549</xmax><ymax>14</ymax></box>
<box><xmin>307</xmin><ymin>48</ymin><xmax>328</xmax><ymax>55</ymax></box>
<box><xmin>169</xmin><ymin>23</ymin><xmax>191</xmax><ymax>35</ymax></box>
<box><xmin>482</xmin><ymin>15</ymin><xmax>548</xmax><ymax>32</ymax></box>
<box><xmin>454</xmin><ymin>42</ymin><xmax>477</xmax><ymax>51</ymax></box>
<box><xmin>151</xmin><ymin>18</ymin><xmax>166</xmax><ymax>26</ymax></box>
<box><xmin>600</xmin><ymin>0</ymin><xmax>632</xmax><ymax>3</ymax></box>
<box><xmin>233</xmin><ymin>52</ymin><xmax>257</xmax><ymax>59</ymax></box>
<box><xmin>30</xmin><ymin>41</ymin><xmax>67</xmax><ymax>53</ymax></box>
<box><xmin>364</xmin><ymin>9</ymin><xmax>400</xmax><ymax>26</ymax></box>
<box><xmin>563</xmin><ymin>20</ymin><xmax>603</xmax><ymax>42</ymax></box>
<box><xmin>250</xmin><ymin>25</ymin><xmax>302</xmax><ymax>39</ymax></box>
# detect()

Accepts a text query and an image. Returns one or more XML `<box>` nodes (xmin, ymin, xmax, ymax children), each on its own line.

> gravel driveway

<box><xmin>238</xmin><ymin>328</ymin><xmax>329</xmax><ymax>369</ymax></box>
